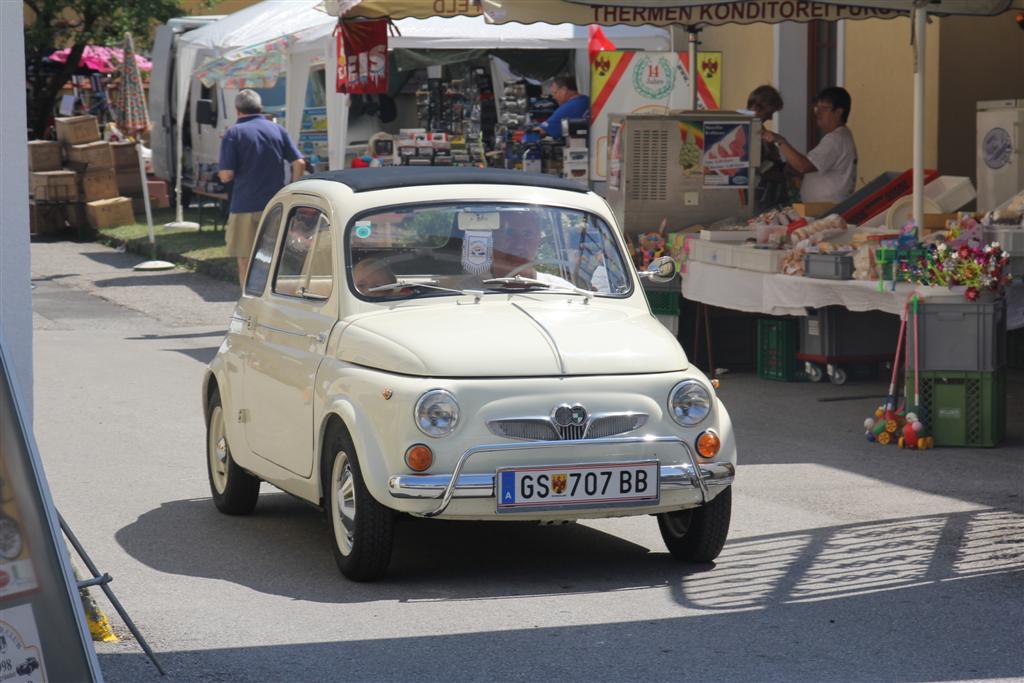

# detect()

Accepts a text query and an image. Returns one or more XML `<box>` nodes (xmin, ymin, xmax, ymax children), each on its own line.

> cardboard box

<box><xmin>923</xmin><ymin>212</ymin><xmax>957</xmax><ymax>230</ymax></box>
<box><xmin>66</xmin><ymin>141</ymin><xmax>114</xmax><ymax>169</ymax></box>
<box><xmin>85</xmin><ymin>197</ymin><xmax>135</xmax><ymax>229</ymax></box>
<box><xmin>147</xmin><ymin>179</ymin><xmax>170</xmax><ymax>207</ymax></box>
<box><xmin>29</xmin><ymin>170</ymin><xmax>79</xmax><ymax>202</ymax></box>
<box><xmin>55</xmin><ymin>115</ymin><xmax>101</xmax><ymax>145</ymax></box>
<box><xmin>79</xmin><ymin>168</ymin><xmax>119</xmax><ymax>202</ymax></box>
<box><xmin>110</xmin><ymin>141</ymin><xmax>139</xmax><ymax>169</ymax></box>
<box><xmin>29</xmin><ymin>202</ymin><xmax>66</xmax><ymax>236</ymax></box>
<box><xmin>116</xmin><ymin>168</ymin><xmax>143</xmax><ymax>195</ymax></box>
<box><xmin>27</xmin><ymin>141</ymin><xmax>62</xmax><ymax>172</ymax></box>
<box><xmin>794</xmin><ymin>202</ymin><xmax>837</xmax><ymax>218</ymax></box>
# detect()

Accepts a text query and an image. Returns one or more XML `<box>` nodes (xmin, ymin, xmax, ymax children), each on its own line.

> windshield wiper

<box><xmin>367</xmin><ymin>279</ymin><xmax>472</xmax><ymax>296</ymax></box>
<box><xmin>481</xmin><ymin>276</ymin><xmax>551</xmax><ymax>290</ymax></box>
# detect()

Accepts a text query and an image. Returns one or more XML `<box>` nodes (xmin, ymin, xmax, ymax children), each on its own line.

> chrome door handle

<box><xmin>309</xmin><ymin>332</ymin><xmax>327</xmax><ymax>343</ymax></box>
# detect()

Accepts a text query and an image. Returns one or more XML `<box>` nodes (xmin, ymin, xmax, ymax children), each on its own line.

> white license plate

<box><xmin>496</xmin><ymin>461</ymin><xmax>659</xmax><ymax>512</ymax></box>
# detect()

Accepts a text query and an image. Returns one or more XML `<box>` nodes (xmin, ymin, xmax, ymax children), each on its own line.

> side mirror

<box><xmin>196</xmin><ymin>99</ymin><xmax>217</xmax><ymax>127</ymax></box>
<box><xmin>641</xmin><ymin>255</ymin><xmax>677</xmax><ymax>283</ymax></box>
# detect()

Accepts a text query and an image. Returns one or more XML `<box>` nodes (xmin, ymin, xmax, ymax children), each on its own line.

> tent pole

<box><xmin>912</xmin><ymin>5</ymin><xmax>926</xmax><ymax>234</ymax></box>
<box><xmin>688</xmin><ymin>27</ymin><xmax>698</xmax><ymax>110</ymax></box>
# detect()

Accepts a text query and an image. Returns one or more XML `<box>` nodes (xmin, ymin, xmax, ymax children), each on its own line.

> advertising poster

<box><xmin>677</xmin><ymin>120</ymin><xmax>703</xmax><ymax>179</ymax></box>
<box><xmin>590</xmin><ymin>51</ymin><xmax>721</xmax><ymax>182</ymax></box>
<box><xmin>702</xmin><ymin>121</ymin><xmax>750</xmax><ymax>189</ymax></box>
<box><xmin>0</xmin><ymin>604</ymin><xmax>46</xmax><ymax>683</ymax></box>
<box><xmin>0</xmin><ymin>458</ymin><xmax>38</xmax><ymax>602</ymax></box>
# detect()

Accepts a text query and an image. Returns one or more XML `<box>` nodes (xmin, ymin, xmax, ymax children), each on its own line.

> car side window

<box><xmin>273</xmin><ymin>206</ymin><xmax>334</xmax><ymax>299</ymax></box>
<box><xmin>244</xmin><ymin>204</ymin><xmax>284</xmax><ymax>297</ymax></box>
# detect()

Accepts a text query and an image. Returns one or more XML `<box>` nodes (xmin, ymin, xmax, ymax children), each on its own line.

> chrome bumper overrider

<box><xmin>387</xmin><ymin>435</ymin><xmax>735</xmax><ymax>518</ymax></box>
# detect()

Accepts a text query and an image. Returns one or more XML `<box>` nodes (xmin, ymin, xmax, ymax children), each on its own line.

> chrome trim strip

<box><xmin>255</xmin><ymin>322</ymin><xmax>307</xmax><ymax>338</ymax></box>
<box><xmin>511</xmin><ymin>302</ymin><xmax>566</xmax><ymax>375</ymax></box>
<box><xmin>485</xmin><ymin>411</ymin><xmax>648</xmax><ymax>441</ymax></box>
<box><xmin>386</xmin><ymin>435</ymin><xmax>726</xmax><ymax>517</ymax></box>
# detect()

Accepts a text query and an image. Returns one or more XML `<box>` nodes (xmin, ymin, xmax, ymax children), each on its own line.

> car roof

<box><xmin>305</xmin><ymin>167</ymin><xmax>590</xmax><ymax>194</ymax></box>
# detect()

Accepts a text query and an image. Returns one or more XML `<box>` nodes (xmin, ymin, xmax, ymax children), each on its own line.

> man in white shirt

<box><xmin>761</xmin><ymin>87</ymin><xmax>857</xmax><ymax>203</ymax></box>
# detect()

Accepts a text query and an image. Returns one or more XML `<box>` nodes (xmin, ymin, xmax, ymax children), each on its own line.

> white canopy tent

<box><xmin>171</xmin><ymin>0</ymin><xmax>671</xmax><ymax>213</ymax></box>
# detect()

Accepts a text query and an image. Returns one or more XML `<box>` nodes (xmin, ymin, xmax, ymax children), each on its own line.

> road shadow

<box><xmin>83</xmin><ymin>250</ymin><xmax>142</xmax><ymax>269</ymax></box>
<box><xmin>116</xmin><ymin>495</ymin><xmax>1023</xmax><ymax>609</ymax></box>
<box><xmin>166</xmin><ymin>347</ymin><xmax>220</xmax><ymax>364</ymax></box>
<box><xmin>93</xmin><ymin>272</ymin><xmax>238</xmax><ymax>303</ymax></box>
<box><xmin>126</xmin><ymin>331</ymin><xmax>225</xmax><ymax>341</ymax></box>
<box><xmin>97</xmin><ymin>560</ymin><xmax>1024</xmax><ymax>683</ymax></box>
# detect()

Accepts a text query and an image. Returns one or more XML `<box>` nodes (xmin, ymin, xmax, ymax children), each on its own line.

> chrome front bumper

<box><xmin>387</xmin><ymin>435</ymin><xmax>735</xmax><ymax>518</ymax></box>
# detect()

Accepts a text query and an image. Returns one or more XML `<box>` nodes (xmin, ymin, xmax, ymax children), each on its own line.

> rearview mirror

<box><xmin>196</xmin><ymin>99</ymin><xmax>217</xmax><ymax>127</ymax></box>
<box><xmin>641</xmin><ymin>255</ymin><xmax>677</xmax><ymax>283</ymax></box>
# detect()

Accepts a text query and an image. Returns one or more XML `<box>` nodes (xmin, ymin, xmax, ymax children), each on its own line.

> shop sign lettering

<box><xmin>590</xmin><ymin>1</ymin><xmax>903</xmax><ymax>26</ymax></box>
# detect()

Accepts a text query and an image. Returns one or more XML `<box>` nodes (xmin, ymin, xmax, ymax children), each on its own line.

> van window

<box><xmin>305</xmin><ymin>68</ymin><xmax>326</xmax><ymax>108</ymax></box>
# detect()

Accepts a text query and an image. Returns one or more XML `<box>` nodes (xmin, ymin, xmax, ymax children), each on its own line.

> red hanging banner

<box><xmin>334</xmin><ymin>22</ymin><xmax>347</xmax><ymax>93</ymax></box>
<box><xmin>340</xmin><ymin>19</ymin><xmax>388</xmax><ymax>95</ymax></box>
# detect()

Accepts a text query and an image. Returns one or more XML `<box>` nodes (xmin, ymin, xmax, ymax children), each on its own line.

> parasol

<box><xmin>117</xmin><ymin>32</ymin><xmax>173</xmax><ymax>271</ymax></box>
<box><xmin>48</xmin><ymin>45</ymin><xmax>152</xmax><ymax>73</ymax></box>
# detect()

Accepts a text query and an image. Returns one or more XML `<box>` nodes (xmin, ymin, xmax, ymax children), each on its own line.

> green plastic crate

<box><xmin>878</xmin><ymin>248</ymin><xmax>925</xmax><ymax>281</ymax></box>
<box><xmin>917</xmin><ymin>369</ymin><xmax>1006</xmax><ymax>448</ymax></box>
<box><xmin>757</xmin><ymin>317</ymin><xmax>804</xmax><ymax>381</ymax></box>
<box><xmin>645</xmin><ymin>290</ymin><xmax>681</xmax><ymax>316</ymax></box>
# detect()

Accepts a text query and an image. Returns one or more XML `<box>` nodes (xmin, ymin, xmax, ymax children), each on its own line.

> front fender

<box><xmin>318</xmin><ymin>397</ymin><xmax>394</xmax><ymax>509</ymax></box>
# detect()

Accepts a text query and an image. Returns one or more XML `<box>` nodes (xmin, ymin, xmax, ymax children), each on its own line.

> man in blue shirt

<box><xmin>537</xmin><ymin>76</ymin><xmax>589</xmax><ymax>140</ymax></box>
<box><xmin>218</xmin><ymin>89</ymin><xmax>304</xmax><ymax>287</ymax></box>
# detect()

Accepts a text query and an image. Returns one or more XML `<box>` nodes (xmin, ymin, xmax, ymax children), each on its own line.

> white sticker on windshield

<box><xmin>354</xmin><ymin>221</ymin><xmax>372</xmax><ymax>239</ymax></box>
<box><xmin>458</xmin><ymin>212</ymin><xmax>500</xmax><ymax>232</ymax></box>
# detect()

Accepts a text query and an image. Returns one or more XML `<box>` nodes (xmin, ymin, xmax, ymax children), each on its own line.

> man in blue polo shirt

<box><xmin>537</xmin><ymin>76</ymin><xmax>589</xmax><ymax>141</ymax></box>
<box><xmin>218</xmin><ymin>89</ymin><xmax>304</xmax><ymax>287</ymax></box>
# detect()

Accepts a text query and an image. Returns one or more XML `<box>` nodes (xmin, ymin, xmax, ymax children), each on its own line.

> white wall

<box><xmin>0</xmin><ymin>0</ymin><xmax>32</xmax><ymax>419</ymax></box>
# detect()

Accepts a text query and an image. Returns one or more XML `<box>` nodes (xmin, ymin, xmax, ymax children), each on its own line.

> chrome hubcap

<box><xmin>208</xmin><ymin>406</ymin><xmax>229</xmax><ymax>494</ymax></box>
<box><xmin>333</xmin><ymin>452</ymin><xmax>356</xmax><ymax>556</ymax></box>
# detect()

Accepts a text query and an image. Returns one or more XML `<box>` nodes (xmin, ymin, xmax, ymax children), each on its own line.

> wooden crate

<box><xmin>110</xmin><ymin>141</ymin><xmax>139</xmax><ymax>169</ymax></box>
<box><xmin>55</xmin><ymin>115</ymin><xmax>101</xmax><ymax>145</ymax></box>
<box><xmin>27</xmin><ymin>141</ymin><xmax>63</xmax><ymax>172</ymax></box>
<box><xmin>79</xmin><ymin>168</ymin><xmax>119</xmax><ymax>202</ymax></box>
<box><xmin>66</xmin><ymin>141</ymin><xmax>114</xmax><ymax>169</ymax></box>
<box><xmin>86</xmin><ymin>197</ymin><xmax>135</xmax><ymax>229</ymax></box>
<box><xmin>115</xmin><ymin>168</ymin><xmax>143</xmax><ymax>195</ymax></box>
<box><xmin>63</xmin><ymin>203</ymin><xmax>90</xmax><ymax>231</ymax></box>
<box><xmin>29</xmin><ymin>170</ymin><xmax>79</xmax><ymax>202</ymax></box>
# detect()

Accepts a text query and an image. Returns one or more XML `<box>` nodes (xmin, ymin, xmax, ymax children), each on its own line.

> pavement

<box><xmin>28</xmin><ymin>239</ymin><xmax>1024</xmax><ymax>682</ymax></box>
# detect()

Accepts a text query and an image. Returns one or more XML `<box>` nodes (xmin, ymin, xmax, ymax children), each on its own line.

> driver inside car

<box><xmin>352</xmin><ymin>257</ymin><xmax>400</xmax><ymax>297</ymax></box>
<box><xmin>490</xmin><ymin>211</ymin><xmax>576</xmax><ymax>288</ymax></box>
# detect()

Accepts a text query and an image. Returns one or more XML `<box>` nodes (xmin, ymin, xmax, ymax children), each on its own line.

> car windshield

<box><xmin>347</xmin><ymin>203</ymin><xmax>632</xmax><ymax>300</ymax></box>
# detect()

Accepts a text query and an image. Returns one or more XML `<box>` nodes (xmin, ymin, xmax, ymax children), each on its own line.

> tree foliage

<box><xmin>23</xmin><ymin>0</ymin><xmax>184</xmax><ymax>138</ymax></box>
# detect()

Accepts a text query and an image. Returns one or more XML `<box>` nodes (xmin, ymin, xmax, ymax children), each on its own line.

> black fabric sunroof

<box><xmin>305</xmin><ymin>167</ymin><xmax>590</xmax><ymax>193</ymax></box>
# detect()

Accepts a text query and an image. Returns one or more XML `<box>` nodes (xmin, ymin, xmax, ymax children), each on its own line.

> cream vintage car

<box><xmin>204</xmin><ymin>168</ymin><xmax>736</xmax><ymax>581</ymax></box>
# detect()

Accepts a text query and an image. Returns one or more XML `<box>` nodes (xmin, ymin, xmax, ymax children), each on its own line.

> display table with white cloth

<box><xmin>681</xmin><ymin>262</ymin><xmax>1024</xmax><ymax>329</ymax></box>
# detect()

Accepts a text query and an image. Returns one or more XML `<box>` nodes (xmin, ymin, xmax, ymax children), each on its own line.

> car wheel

<box><xmin>326</xmin><ymin>429</ymin><xmax>394</xmax><ymax>581</ymax></box>
<box><xmin>657</xmin><ymin>486</ymin><xmax>731</xmax><ymax>563</ymax></box>
<box><xmin>206</xmin><ymin>390</ymin><xmax>260</xmax><ymax>515</ymax></box>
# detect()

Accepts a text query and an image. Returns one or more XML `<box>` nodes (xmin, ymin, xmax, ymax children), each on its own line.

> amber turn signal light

<box><xmin>696</xmin><ymin>430</ymin><xmax>721</xmax><ymax>459</ymax></box>
<box><xmin>405</xmin><ymin>444</ymin><xmax>434</xmax><ymax>472</ymax></box>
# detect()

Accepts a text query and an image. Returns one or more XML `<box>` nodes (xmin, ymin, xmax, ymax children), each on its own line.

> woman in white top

<box><xmin>761</xmin><ymin>86</ymin><xmax>857</xmax><ymax>204</ymax></box>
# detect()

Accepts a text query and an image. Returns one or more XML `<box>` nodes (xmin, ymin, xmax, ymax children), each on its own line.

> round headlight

<box><xmin>668</xmin><ymin>380</ymin><xmax>712</xmax><ymax>427</ymax></box>
<box><xmin>414</xmin><ymin>389</ymin><xmax>460</xmax><ymax>437</ymax></box>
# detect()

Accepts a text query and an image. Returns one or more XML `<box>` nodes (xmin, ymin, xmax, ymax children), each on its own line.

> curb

<box><xmin>95</xmin><ymin>232</ymin><xmax>238</xmax><ymax>284</ymax></box>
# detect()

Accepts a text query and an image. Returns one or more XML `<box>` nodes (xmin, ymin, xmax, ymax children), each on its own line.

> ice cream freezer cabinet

<box><xmin>605</xmin><ymin>111</ymin><xmax>761</xmax><ymax>234</ymax></box>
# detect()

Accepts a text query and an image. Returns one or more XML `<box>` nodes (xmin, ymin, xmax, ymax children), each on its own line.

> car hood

<box><xmin>337</xmin><ymin>298</ymin><xmax>687</xmax><ymax>377</ymax></box>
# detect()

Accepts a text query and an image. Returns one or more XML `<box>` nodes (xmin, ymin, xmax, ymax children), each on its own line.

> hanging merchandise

<box><xmin>341</xmin><ymin>19</ymin><xmax>389</xmax><ymax>95</ymax></box>
<box><xmin>334</xmin><ymin>23</ymin><xmax>347</xmax><ymax>93</ymax></box>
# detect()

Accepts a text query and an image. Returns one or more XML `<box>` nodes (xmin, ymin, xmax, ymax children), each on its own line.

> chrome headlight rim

<box><xmin>414</xmin><ymin>389</ymin><xmax>460</xmax><ymax>438</ymax></box>
<box><xmin>667</xmin><ymin>379</ymin><xmax>712</xmax><ymax>427</ymax></box>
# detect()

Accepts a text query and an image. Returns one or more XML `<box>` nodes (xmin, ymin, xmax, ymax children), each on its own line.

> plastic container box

<box><xmin>984</xmin><ymin>227</ymin><xmax>1024</xmax><ymax>255</ymax></box>
<box><xmin>907</xmin><ymin>298</ymin><xmax>1006</xmax><ymax>372</ymax></box>
<box><xmin>799</xmin><ymin>307</ymin><xmax>899</xmax><ymax>360</ymax></box>
<box><xmin>757</xmin><ymin>317</ymin><xmax>804</xmax><ymax>381</ymax></box>
<box><xmin>731</xmin><ymin>245</ymin><xmax>785</xmax><ymax>273</ymax></box>
<box><xmin>804</xmin><ymin>253</ymin><xmax>854</xmax><ymax>280</ymax></box>
<box><xmin>645</xmin><ymin>290</ymin><xmax>680</xmax><ymax>316</ymax></box>
<box><xmin>688</xmin><ymin>239</ymin><xmax>734</xmax><ymax>267</ymax></box>
<box><xmin>917</xmin><ymin>368</ymin><xmax>1006</xmax><ymax>447</ymax></box>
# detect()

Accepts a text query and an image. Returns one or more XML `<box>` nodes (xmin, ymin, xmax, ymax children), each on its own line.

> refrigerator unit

<box><xmin>605</xmin><ymin>111</ymin><xmax>761</xmax><ymax>235</ymax></box>
<box><xmin>977</xmin><ymin>99</ymin><xmax>1024</xmax><ymax>212</ymax></box>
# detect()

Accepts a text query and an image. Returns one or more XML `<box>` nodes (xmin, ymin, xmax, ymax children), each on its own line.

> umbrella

<box><xmin>117</xmin><ymin>32</ymin><xmax>173</xmax><ymax>271</ymax></box>
<box><xmin>48</xmin><ymin>46</ymin><xmax>152</xmax><ymax>73</ymax></box>
<box><xmin>193</xmin><ymin>37</ymin><xmax>292</xmax><ymax>90</ymax></box>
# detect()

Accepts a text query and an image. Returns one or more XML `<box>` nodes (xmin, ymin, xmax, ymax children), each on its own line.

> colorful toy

<box><xmin>898</xmin><ymin>296</ymin><xmax>933</xmax><ymax>450</ymax></box>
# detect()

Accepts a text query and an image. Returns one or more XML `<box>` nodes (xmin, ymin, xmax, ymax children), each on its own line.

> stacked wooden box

<box><xmin>30</xmin><ymin>115</ymin><xmax>137</xmax><ymax>233</ymax></box>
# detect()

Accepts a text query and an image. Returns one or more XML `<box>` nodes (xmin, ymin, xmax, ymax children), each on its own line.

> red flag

<box><xmin>341</xmin><ymin>19</ymin><xmax>389</xmax><ymax>95</ymax></box>
<box><xmin>588</xmin><ymin>25</ymin><xmax>616</xmax><ymax>64</ymax></box>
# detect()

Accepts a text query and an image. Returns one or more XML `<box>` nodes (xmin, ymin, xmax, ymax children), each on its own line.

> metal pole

<box><xmin>913</xmin><ymin>6</ymin><xmax>926</xmax><ymax>233</ymax></box>
<box><xmin>59</xmin><ymin>514</ymin><xmax>167</xmax><ymax>676</ymax></box>
<box><xmin>688</xmin><ymin>28</ymin><xmax>698</xmax><ymax>110</ymax></box>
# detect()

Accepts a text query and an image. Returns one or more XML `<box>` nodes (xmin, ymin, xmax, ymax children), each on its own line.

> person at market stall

<box><xmin>218</xmin><ymin>89</ymin><xmax>305</xmax><ymax>288</ymax></box>
<box><xmin>761</xmin><ymin>86</ymin><xmax>857</xmax><ymax>204</ymax></box>
<box><xmin>535</xmin><ymin>76</ymin><xmax>589</xmax><ymax>141</ymax></box>
<box><xmin>746</xmin><ymin>85</ymin><xmax>789</xmax><ymax>211</ymax></box>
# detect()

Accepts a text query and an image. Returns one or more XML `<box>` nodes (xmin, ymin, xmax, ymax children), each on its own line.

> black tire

<box><xmin>206</xmin><ymin>390</ymin><xmax>260</xmax><ymax>515</ymax></box>
<box><xmin>325</xmin><ymin>427</ymin><xmax>395</xmax><ymax>581</ymax></box>
<box><xmin>657</xmin><ymin>486</ymin><xmax>732</xmax><ymax>562</ymax></box>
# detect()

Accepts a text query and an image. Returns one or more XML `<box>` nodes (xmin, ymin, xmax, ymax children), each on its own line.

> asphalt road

<box><xmin>29</xmin><ymin>240</ymin><xmax>1024</xmax><ymax>683</ymax></box>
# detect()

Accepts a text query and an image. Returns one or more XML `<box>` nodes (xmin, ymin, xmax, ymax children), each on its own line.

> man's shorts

<box><xmin>226</xmin><ymin>211</ymin><xmax>262</xmax><ymax>258</ymax></box>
